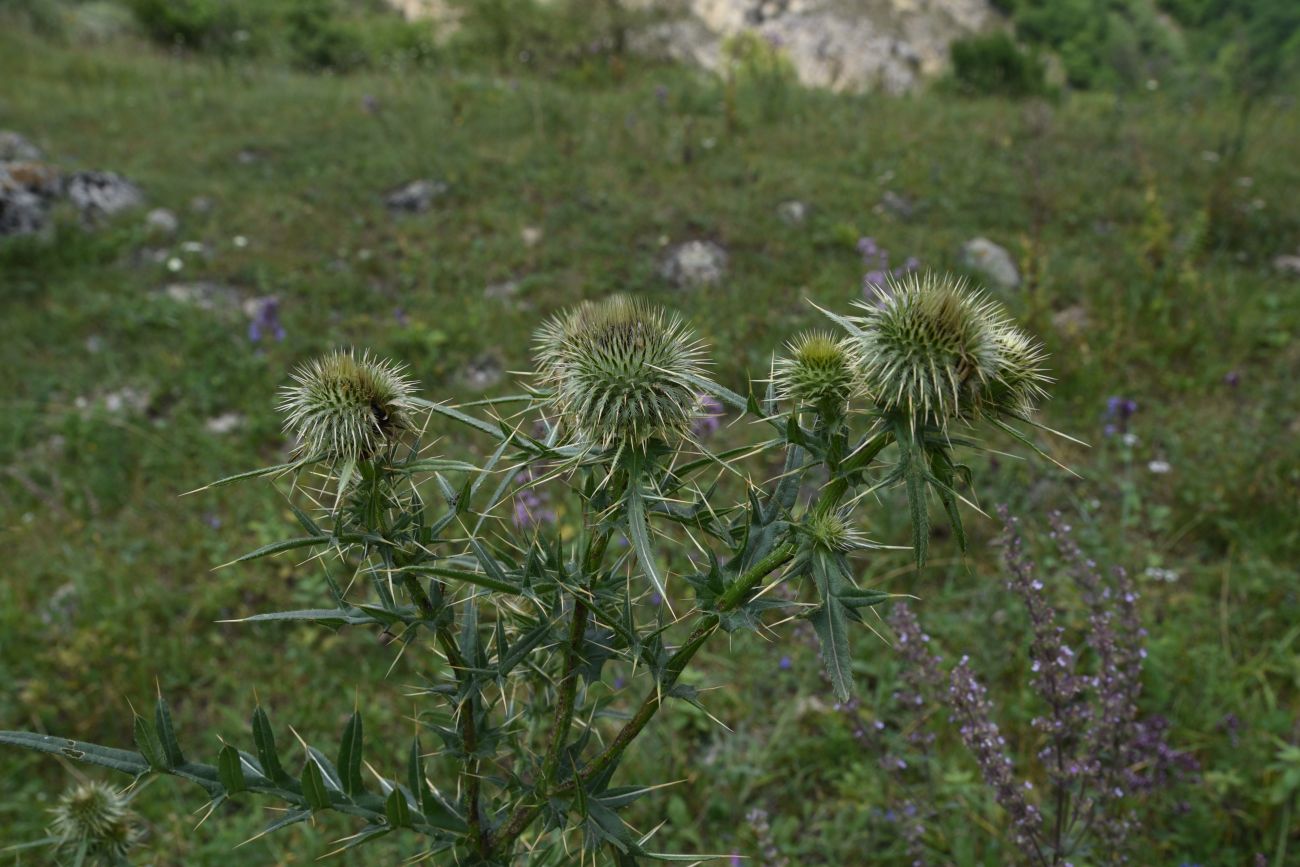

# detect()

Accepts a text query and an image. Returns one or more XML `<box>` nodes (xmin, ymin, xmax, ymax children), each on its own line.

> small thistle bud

<box><xmin>773</xmin><ymin>331</ymin><xmax>862</xmax><ymax>417</ymax></box>
<box><xmin>278</xmin><ymin>349</ymin><xmax>418</xmax><ymax>463</ymax></box>
<box><xmin>848</xmin><ymin>272</ymin><xmax>1042</xmax><ymax>427</ymax></box>
<box><xmin>986</xmin><ymin>325</ymin><xmax>1051</xmax><ymax>418</ymax></box>
<box><xmin>800</xmin><ymin>509</ymin><xmax>870</xmax><ymax>552</ymax></box>
<box><xmin>50</xmin><ymin>781</ymin><xmax>144</xmax><ymax>865</ymax></box>
<box><xmin>534</xmin><ymin>296</ymin><xmax>710</xmax><ymax>451</ymax></box>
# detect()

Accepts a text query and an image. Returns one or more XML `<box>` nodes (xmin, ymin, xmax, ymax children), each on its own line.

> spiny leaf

<box><xmin>133</xmin><ymin>713</ymin><xmax>169</xmax><ymax>772</ymax></box>
<box><xmin>337</xmin><ymin>712</ymin><xmax>364</xmax><ymax>797</ymax></box>
<box><xmin>154</xmin><ymin>695</ymin><xmax>185</xmax><ymax>768</ymax></box>
<box><xmin>252</xmin><ymin>706</ymin><xmax>289</xmax><ymax>785</ymax></box>
<box><xmin>301</xmin><ymin>758</ymin><xmax>331</xmax><ymax>810</ymax></box>
<box><xmin>626</xmin><ymin>483</ymin><xmax>667</xmax><ymax>601</ymax></box>
<box><xmin>218</xmin><ymin>745</ymin><xmax>246</xmax><ymax>794</ymax></box>
<box><xmin>385</xmin><ymin>788</ymin><xmax>413</xmax><ymax>828</ymax></box>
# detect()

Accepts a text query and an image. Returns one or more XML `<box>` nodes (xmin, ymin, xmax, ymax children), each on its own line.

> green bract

<box><xmin>773</xmin><ymin>331</ymin><xmax>862</xmax><ymax>417</ymax></box>
<box><xmin>848</xmin><ymin>273</ymin><xmax>1046</xmax><ymax>427</ymax></box>
<box><xmin>534</xmin><ymin>295</ymin><xmax>709</xmax><ymax>451</ymax></box>
<box><xmin>50</xmin><ymin>781</ymin><xmax>143</xmax><ymax>865</ymax></box>
<box><xmin>278</xmin><ymin>349</ymin><xmax>418</xmax><ymax>463</ymax></box>
<box><xmin>800</xmin><ymin>509</ymin><xmax>870</xmax><ymax>552</ymax></box>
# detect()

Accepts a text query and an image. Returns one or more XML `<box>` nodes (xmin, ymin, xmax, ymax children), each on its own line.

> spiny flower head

<box><xmin>278</xmin><ymin>349</ymin><xmax>418</xmax><ymax>463</ymax></box>
<box><xmin>800</xmin><ymin>509</ymin><xmax>870</xmax><ymax>552</ymax></box>
<box><xmin>50</xmin><ymin>781</ymin><xmax>143</xmax><ymax>865</ymax></box>
<box><xmin>986</xmin><ymin>324</ymin><xmax>1051</xmax><ymax>418</ymax></box>
<box><xmin>847</xmin><ymin>272</ymin><xmax>1044</xmax><ymax>427</ymax></box>
<box><xmin>774</xmin><ymin>331</ymin><xmax>862</xmax><ymax>417</ymax></box>
<box><xmin>534</xmin><ymin>296</ymin><xmax>710</xmax><ymax>451</ymax></box>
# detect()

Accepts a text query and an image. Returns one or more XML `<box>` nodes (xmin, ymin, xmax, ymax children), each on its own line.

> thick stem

<box><xmin>436</xmin><ymin>625</ymin><xmax>488</xmax><ymax>858</ymax></box>
<box><xmin>538</xmin><ymin>599</ymin><xmax>589</xmax><ymax>787</ymax></box>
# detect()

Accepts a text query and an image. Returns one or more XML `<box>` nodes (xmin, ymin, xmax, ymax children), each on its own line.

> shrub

<box><xmin>128</xmin><ymin>0</ymin><xmax>253</xmax><ymax>56</ymax></box>
<box><xmin>950</xmin><ymin>32</ymin><xmax>1047</xmax><ymax>97</ymax></box>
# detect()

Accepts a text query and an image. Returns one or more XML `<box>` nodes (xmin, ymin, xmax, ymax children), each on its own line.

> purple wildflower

<box><xmin>779</xmin><ymin>655</ymin><xmax>792</xmax><ymax>670</ymax></box>
<box><xmin>511</xmin><ymin>466</ymin><xmax>556</xmax><ymax>529</ymax></box>
<box><xmin>1102</xmin><ymin>396</ymin><xmax>1138</xmax><ymax>436</ymax></box>
<box><xmin>693</xmin><ymin>393</ymin><xmax>725</xmax><ymax>439</ymax></box>
<box><xmin>858</xmin><ymin>236</ymin><xmax>920</xmax><ymax>301</ymax></box>
<box><xmin>247</xmin><ymin>297</ymin><xmax>285</xmax><ymax>343</ymax></box>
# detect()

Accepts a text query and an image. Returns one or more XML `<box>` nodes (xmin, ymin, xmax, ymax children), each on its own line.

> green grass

<box><xmin>1</xmin><ymin>11</ymin><xmax>1298</xmax><ymax>865</ymax></box>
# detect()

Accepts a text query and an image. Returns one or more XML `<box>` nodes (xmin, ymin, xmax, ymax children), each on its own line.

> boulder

<box><xmin>0</xmin><ymin>131</ymin><xmax>42</xmax><ymax>162</ymax></box>
<box><xmin>65</xmin><ymin>171</ymin><xmax>144</xmax><ymax>222</ymax></box>
<box><xmin>385</xmin><ymin>178</ymin><xmax>449</xmax><ymax>214</ymax></box>
<box><xmin>960</xmin><ymin>236</ymin><xmax>1019</xmax><ymax>290</ymax></box>
<box><xmin>660</xmin><ymin>239</ymin><xmax>728</xmax><ymax>288</ymax></box>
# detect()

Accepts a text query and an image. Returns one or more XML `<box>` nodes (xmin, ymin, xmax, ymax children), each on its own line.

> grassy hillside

<box><xmin>1</xmin><ymin>10</ymin><xmax>1297</xmax><ymax>865</ymax></box>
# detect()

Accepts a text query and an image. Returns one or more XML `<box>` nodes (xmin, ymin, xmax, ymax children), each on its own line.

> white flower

<box><xmin>166</xmin><ymin>257</ymin><xmax>183</xmax><ymax>272</ymax></box>
<box><xmin>1121</xmin><ymin>432</ymin><xmax>1139</xmax><ymax>447</ymax></box>
<box><xmin>1147</xmin><ymin>459</ymin><xmax>1171</xmax><ymax>474</ymax></box>
<box><xmin>233</xmin><ymin>235</ymin><xmax>248</xmax><ymax>248</ymax></box>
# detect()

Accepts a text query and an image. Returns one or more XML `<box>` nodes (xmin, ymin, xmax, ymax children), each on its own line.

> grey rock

<box><xmin>1273</xmin><ymin>254</ymin><xmax>1300</xmax><ymax>277</ymax></box>
<box><xmin>205</xmin><ymin>412</ymin><xmax>246</xmax><ymax>435</ymax></box>
<box><xmin>145</xmin><ymin>207</ymin><xmax>179</xmax><ymax>237</ymax></box>
<box><xmin>1051</xmin><ymin>304</ymin><xmax>1090</xmax><ymax>337</ymax></box>
<box><xmin>0</xmin><ymin>131</ymin><xmax>42</xmax><ymax>162</ymax></box>
<box><xmin>960</xmin><ymin>236</ymin><xmax>1020</xmax><ymax>290</ymax></box>
<box><xmin>660</xmin><ymin>239</ymin><xmax>728</xmax><ymax>288</ymax></box>
<box><xmin>879</xmin><ymin>190</ymin><xmax>916</xmax><ymax>219</ymax></box>
<box><xmin>484</xmin><ymin>278</ymin><xmax>521</xmax><ymax>300</ymax></box>
<box><xmin>0</xmin><ymin>183</ymin><xmax>46</xmax><ymax>237</ymax></box>
<box><xmin>385</xmin><ymin>178</ymin><xmax>449</xmax><ymax>214</ymax></box>
<box><xmin>65</xmin><ymin>171</ymin><xmax>144</xmax><ymax>222</ymax></box>
<box><xmin>461</xmin><ymin>354</ymin><xmax>504</xmax><ymax>390</ymax></box>
<box><xmin>776</xmin><ymin>199</ymin><xmax>810</xmax><ymax>225</ymax></box>
<box><xmin>162</xmin><ymin>281</ymin><xmax>242</xmax><ymax>313</ymax></box>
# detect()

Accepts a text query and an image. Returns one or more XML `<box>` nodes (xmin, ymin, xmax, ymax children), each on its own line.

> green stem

<box><xmin>435</xmin><ymin>625</ymin><xmax>487</xmax><ymax>858</ymax></box>
<box><xmin>538</xmin><ymin>598</ymin><xmax>589</xmax><ymax>788</ymax></box>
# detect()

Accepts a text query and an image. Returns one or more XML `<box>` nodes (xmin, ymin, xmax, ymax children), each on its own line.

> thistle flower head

<box><xmin>986</xmin><ymin>325</ymin><xmax>1051</xmax><ymax>418</ymax></box>
<box><xmin>773</xmin><ymin>331</ymin><xmax>862</xmax><ymax>416</ymax></box>
<box><xmin>534</xmin><ymin>296</ymin><xmax>710</xmax><ymax>451</ymax></box>
<box><xmin>50</xmin><ymin>781</ymin><xmax>143</xmax><ymax>865</ymax></box>
<box><xmin>800</xmin><ymin>509</ymin><xmax>870</xmax><ymax>552</ymax></box>
<box><xmin>278</xmin><ymin>349</ymin><xmax>418</xmax><ymax>463</ymax></box>
<box><xmin>847</xmin><ymin>272</ymin><xmax>1045</xmax><ymax>427</ymax></box>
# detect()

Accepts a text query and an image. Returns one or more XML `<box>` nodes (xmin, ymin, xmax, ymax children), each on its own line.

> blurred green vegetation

<box><xmin>1</xmin><ymin>1</ymin><xmax>1297</xmax><ymax>864</ymax></box>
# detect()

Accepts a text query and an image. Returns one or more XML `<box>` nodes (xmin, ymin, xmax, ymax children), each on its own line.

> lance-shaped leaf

<box><xmin>155</xmin><ymin>695</ymin><xmax>185</xmax><ymax>768</ymax></box>
<box><xmin>252</xmin><ymin>706</ymin><xmax>291</xmax><ymax>785</ymax></box>
<box><xmin>337</xmin><ymin>711</ymin><xmax>365</xmax><ymax>797</ymax></box>
<box><xmin>301</xmin><ymin>758</ymin><xmax>331</xmax><ymax>811</ymax></box>
<box><xmin>625</xmin><ymin>483</ymin><xmax>667</xmax><ymax>601</ymax></box>
<box><xmin>133</xmin><ymin>713</ymin><xmax>170</xmax><ymax>772</ymax></box>
<box><xmin>810</xmin><ymin>551</ymin><xmax>855</xmax><ymax>701</ymax></box>
<box><xmin>218</xmin><ymin>745</ymin><xmax>246</xmax><ymax>794</ymax></box>
<box><xmin>385</xmin><ymin>787</ymin><xmax>413</xmax><ymax>828</ymax></box>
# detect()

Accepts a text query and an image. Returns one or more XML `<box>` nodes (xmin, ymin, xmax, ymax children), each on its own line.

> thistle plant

<box><xmin>2</xmin><ymin>273</ymin><xmax>1069</xmax><ymax>864</ymax></box>
<box><xmin>12</xmin><ymin>780</ymin><xmax>146</xmax><ymax>866</ymax></box>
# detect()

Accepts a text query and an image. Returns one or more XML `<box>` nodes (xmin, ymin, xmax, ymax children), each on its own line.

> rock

<box><xmin>0</xmin><ymin>182</ymin><xmax>47</xmax><ymax>237</ymax></box>
<box><xmin>1051</xmin><ymin>304</ymin><xmax>1090</xmax><ymax>337</ymax></box>
<box><xmin>659</xmin><ymin>239</ymin><xmax>728</xmax><ymax>288</ymax></box>
<box><xmin>2</xmin><ymin>161</ymin><xmax>62</xmax><ymax>198</ymax></box>
<box><xmin>205</xmin><ymin>413</ymin><xmax>246</xmax><ymax>435</ymax></box>
<box><xmin>776</xmin><ymin>199</ymin><xmax>810</xmax><ymax>225</ymax></box>
<box><xmin>461</xmin><ymin>354</ymin><xmax>504</xmax><ymax>390</ymax></box>
<box><xmin>0</xmin><ymin>131</ymin><xmax>42</xmax><ymax>162</ymax></box>
<box><xmin>484</xmin><ymin>278</ymin><xmax>521</xmax><ymax>300</ymax></box>
<box><xmin>960</xmin><ymin>237</ymin><xmax>1019</xmax><ymax>290</ymax></box>
<box><xmin>162</xmin><ymin>281</ymin><xmax>242</xmax><ymax>313</ymax></box>
<box><xmin>65</xmin><ymin>171</ymin><xmax>143</xmax><ymax>222</ymax></box>
<box><xmin>144</xmin><ymin>207</ymin><xmax>179</xmax><ymax>237</ymax></box>
<box><xmin>625</xmin><ymin>0</ymin><xmax>1001</xmax><ymax>94</ymax></box>
<box><xmin>520</xmin><ymin>225</ymin><xmax>544</xmax><ymax>247</ymax></box>
<box><xmin>879</xmin><ymin>190</ymin><xmax>916</xmax><ymax>219</ymax></box>
<box><xmin>384</xmin><ymin>178</ymin><xmax>449</xmax><ymax>214</ymax></box>
<box><xmin>1273</xmin><ymin>254</ymin><xmax>1300</xmax><ymax>277</ymax></box>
